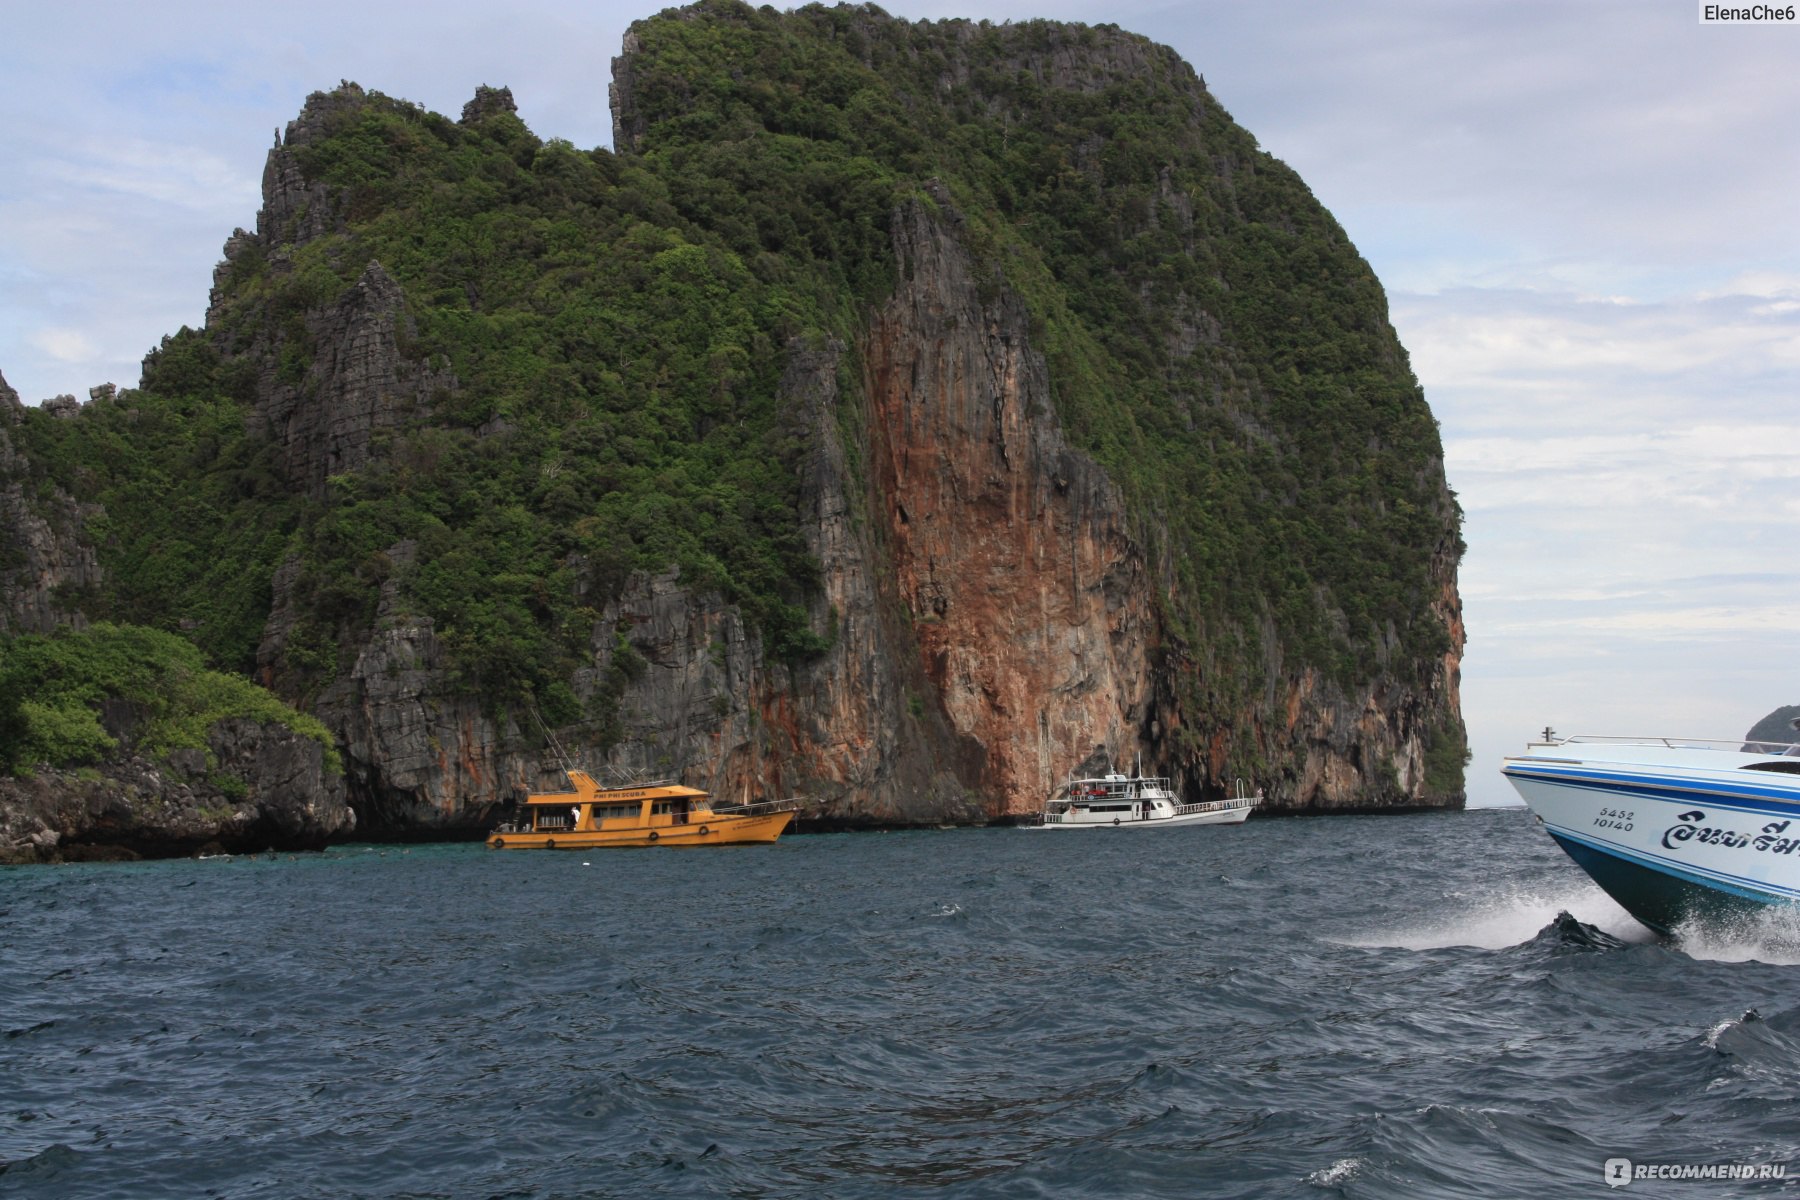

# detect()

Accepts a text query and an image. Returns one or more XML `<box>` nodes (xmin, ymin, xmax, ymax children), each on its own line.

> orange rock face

<box><xmin>862</xmin><ymin>199</ymin><xmax>1156</xmax><ymax>816</ymax></box>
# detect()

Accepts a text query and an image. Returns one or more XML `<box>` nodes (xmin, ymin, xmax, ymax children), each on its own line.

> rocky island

<box><xmin>0</xmin><ymin>0</ymin><xmax>1464</xmax><ymax>861</ymax></box>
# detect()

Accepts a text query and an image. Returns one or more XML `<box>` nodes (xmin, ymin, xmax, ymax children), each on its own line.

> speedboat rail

<box><xmin>1555</xmin><ymin>733</ymin><xmax>1800</xmax><ymax>755</ymax></box>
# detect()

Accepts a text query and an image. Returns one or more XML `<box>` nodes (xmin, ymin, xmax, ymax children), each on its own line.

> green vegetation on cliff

<box><xmin>616</xmin><ymin>5</ymin><xmax>1461</xmax><ymax>675</ymax></box>
<box><xmin>0</xmin><ymin>623</ymin><xmax>339</xmax><ymax>775</ymax></box>
<box><xmin>14</xmin><ymin>341</ymin><xmax>297</xmax><ymax>672</ymax></box>
<box><xmin>5</xmin><ymin>0</ymin><xmax>1461</xmax><ymax>780</ymax></box>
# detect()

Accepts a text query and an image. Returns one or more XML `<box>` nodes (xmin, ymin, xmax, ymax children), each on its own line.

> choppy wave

<box><xmin>4</xmin><ymin>810</ymin><xmax>1798</xmax><ymax>1198</ymax></box>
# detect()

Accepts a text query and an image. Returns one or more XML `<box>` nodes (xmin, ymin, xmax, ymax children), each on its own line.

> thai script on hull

<box><xmin>1660</xmin><ymin>810</ymin><xmax>1800</xmax><ymax>854</ymax></box>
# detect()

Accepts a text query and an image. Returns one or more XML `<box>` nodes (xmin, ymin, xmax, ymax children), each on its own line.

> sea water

<box><xmin>3</xmin><ymin>808</ymin><xmax>1798</xmax><ymax>1198</ymax></box>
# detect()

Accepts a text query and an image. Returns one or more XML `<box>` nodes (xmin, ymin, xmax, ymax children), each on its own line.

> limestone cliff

<box><xmin>0</xmin><ymin>374</ymin><xmax>353</xmax><ymax>860</ymax></box>
<box><xmin>0</xmin><ymin>715</ymin><xmax>352</xmax><ymax>863</ymax></box>
<box><xmin>595</xmin><ymin>4</ymin><xmax>1464</xmax><ymax>818</ymax></box>
<box><xmin>1</xmin><ymin>4</ymin><xmax>1467</xmax><ymax>839</ymax></box>
<box><xmin>251</xmin><ymin>10</ymin><xmax>1461</xmax><ymax>826</ymax></box>
<box><xmin>235</xmin><ymin>133</ymin><xmax>1455</xmax><ymax>825</ymax></box>
<box><xmin>212</xmin><ymin>92</ymin><xmax>460</xmax><ymax>501</ymax></box>
<box><xmin>0</xmin><ymin>371</ymin><xmax>102</xmax><ymax>636</ymax></box>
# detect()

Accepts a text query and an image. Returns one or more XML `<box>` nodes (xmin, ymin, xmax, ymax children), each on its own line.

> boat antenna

<box><xmin>604</xmin><ymin>761</ymin><xmax>647</xmax><ymax>788</ymax></box>
<box><xmin>527</xmin><ymin>694</ymin><xmax>576</xmax><ymax>777</ymax></box>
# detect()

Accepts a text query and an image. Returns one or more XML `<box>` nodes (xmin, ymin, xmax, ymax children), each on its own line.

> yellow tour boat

<box><xmin>486</xmin><ymin>770</ymin><xmax>798</xmax><ymax>849</ymax></box>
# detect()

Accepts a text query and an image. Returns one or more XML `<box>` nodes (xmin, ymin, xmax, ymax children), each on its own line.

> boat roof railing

<box><xmin>1555</xmin><ymin>734</ymin><xmax>1800</xmax><ymax>755</ymax></box>
<box><xmin>526</xmin><ymin>773</ymin><xmax>691</xmax><ymax>803</ymax></box>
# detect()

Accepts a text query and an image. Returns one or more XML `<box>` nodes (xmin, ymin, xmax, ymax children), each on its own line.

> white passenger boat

<box><xmin>1036</xmin><ymin>770</ymin><xmax>1259</xmax><ymax>829</ymax></box>
<box><xmin>1501</xmin><ymin>730</ymin><xmax>1800</xmax><ymax>934</ymax></box>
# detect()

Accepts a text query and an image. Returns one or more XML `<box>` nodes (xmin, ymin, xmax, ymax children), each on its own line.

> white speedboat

<box><xmin>1036</xmin><ymin>771</ymin><xmax>1259</xmax><ymax>829</ymax></box>
<box><xmin>1501</xmin><ymin>731</ymin><xmax>1800</xmax><ymax>934</ymax></box>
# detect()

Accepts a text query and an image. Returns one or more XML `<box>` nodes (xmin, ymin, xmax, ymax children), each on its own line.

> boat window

<box><xmin>1089</xmin><ymin>804</ymin><xmax>1132</xmax><ymax>813</ymax></box>
<box><xmin>1742</xmin><ymin>761</ymin><xmax>1800</xmax><ymax>775</ymax></box>
<box><xmin>593</xmin><ymin>803</ymin><xmax>638</xmax><ymax>821</ymax></box>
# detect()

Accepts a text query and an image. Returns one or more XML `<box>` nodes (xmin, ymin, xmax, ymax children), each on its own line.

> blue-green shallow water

<box><xmin>4</xmin><ymin>808</ymin><xmax>1799</xmax><ymax>1198</ymax></box>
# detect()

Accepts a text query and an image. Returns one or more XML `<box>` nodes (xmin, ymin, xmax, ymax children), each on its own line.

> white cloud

<box><xmin>32</xmin><ymin>136</ymin><xmax>257</xmax><ymax>216</ymax></box>
<box><xmin>30</xmin><ymin>329</ymin><xmax>100</xmax><ymax>366</ymax></box>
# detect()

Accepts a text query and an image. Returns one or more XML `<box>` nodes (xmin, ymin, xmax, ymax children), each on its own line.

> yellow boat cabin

<box><xmin>486</xmin><ymin>770</ymin><xmax>797</xmax><ymax>849</ymax></box>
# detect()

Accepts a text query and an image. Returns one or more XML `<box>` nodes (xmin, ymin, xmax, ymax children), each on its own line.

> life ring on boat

<box><xmin>492</xmin><ymin>837</ymin><xmax>505</xmax><ymax>849</ymax></box>
<box><xmin>699</xmin><ymin>825</ymin><xmax>709</xmax><ymax>837</ymax></box>
<box><xmin>648</xmin><ymin>831</ymin><xmax>659</xmax><ymax>842</ymax></box>
<box><xmin>544</xmin><ymin>838</ymin><xmax>556</xmax><ymax>850</ymax></box>
<box><xmin>1112</xmin><ymin>817</ymin><xmax>1121</xmax><ymax>826</ymax></box>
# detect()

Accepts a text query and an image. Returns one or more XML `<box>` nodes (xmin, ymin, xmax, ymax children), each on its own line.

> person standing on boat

<box><xmin>570</xmin><ymin>804</ymin><xmax>581</xmax><ymax>827</ymax></box>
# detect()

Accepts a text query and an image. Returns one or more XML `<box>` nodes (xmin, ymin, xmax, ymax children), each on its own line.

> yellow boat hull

<box><xmin>486</xmin><ymin>809</ymin><xmax>793</xmax><ymax>849</ymax></box>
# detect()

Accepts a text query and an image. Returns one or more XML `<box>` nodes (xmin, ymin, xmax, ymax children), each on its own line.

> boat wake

<box><xmin>1335</xmin><ymin>881</ymin><xmax>1657</xmax><ymax>951</ymax></box>
<box><xmin>1335</xmin><ymin>878</ymin><xmax>1800</xmax><ymax>963</ymax></box>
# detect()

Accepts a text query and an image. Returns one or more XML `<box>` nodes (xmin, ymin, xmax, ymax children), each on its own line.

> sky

<box><xmin>4</xmin><ymin>0</ymin><xmax>1798</xmax><ymax>808</ymax></box>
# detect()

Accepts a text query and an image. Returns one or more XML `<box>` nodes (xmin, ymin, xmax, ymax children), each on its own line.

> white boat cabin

<box><xmin>1047</xmin><ymin>773</ymin><xmax>1178</xmax><ymax>823</ymax></box>
<box><xmin>1038</xmin><ymin>770</ymin><xmax>1259</xmax><ymax>828</ymax></box>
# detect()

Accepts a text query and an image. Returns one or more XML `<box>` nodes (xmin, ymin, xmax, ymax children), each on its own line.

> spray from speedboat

<box><xmin>1669</xmin><ymin>905</ymin><xmax>1800</xmax><ymax>966</ymax></box>
<box><xmin>1334</xmin><ymin>880</ymin><xmax>1656</xmax><ymax>951</ymax></box>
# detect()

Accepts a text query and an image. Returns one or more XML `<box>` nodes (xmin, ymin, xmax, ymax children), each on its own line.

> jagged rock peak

<box><xmin>0</xmin><ymin>368</ymin><xmax>21</xmax><ymax>424</ymax></box>
<box><xmin>461</xmin><ymin>84</ymin><xmax>518</xmax><ymax>125</ymax></box>
<box><xmin>258</xmin><ymin>89</ymin><xmax>362</xmax><ymax>251</ymax></box>
<box><xmin>281</xmin><ymin>81</ymin><xmax>369</xmax><ymax>148</ymax></box>
<box><xmin>208</xmin><ymin>228</ymin><xmax>258</xmax><ymax>325</ymax></box>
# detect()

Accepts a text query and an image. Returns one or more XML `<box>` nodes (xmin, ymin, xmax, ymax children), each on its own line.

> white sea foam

<box><xmin>1702</xmin><ymin>1014</ymin><xmax>1747</xmax><ymax>1049</ymax></box>
<box><xmin>1305</xmin><ymin>1157</ymin><xmax>1362</xmax><ymax>1188</ymax></box>
<box><xmin>1338</xmin><ymin>877</ymin><xmax>1800</xmax><ymax>964</ymax></box>
<box><xmin>1336</xmin><ymin>881</ymin><xmax>1656</xmax><ymax>950</ymax></box>
<box><xmin>1673</xmin><ymin>907</ymin><xmax>1800</xmax><ymax>966</ymax></box>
